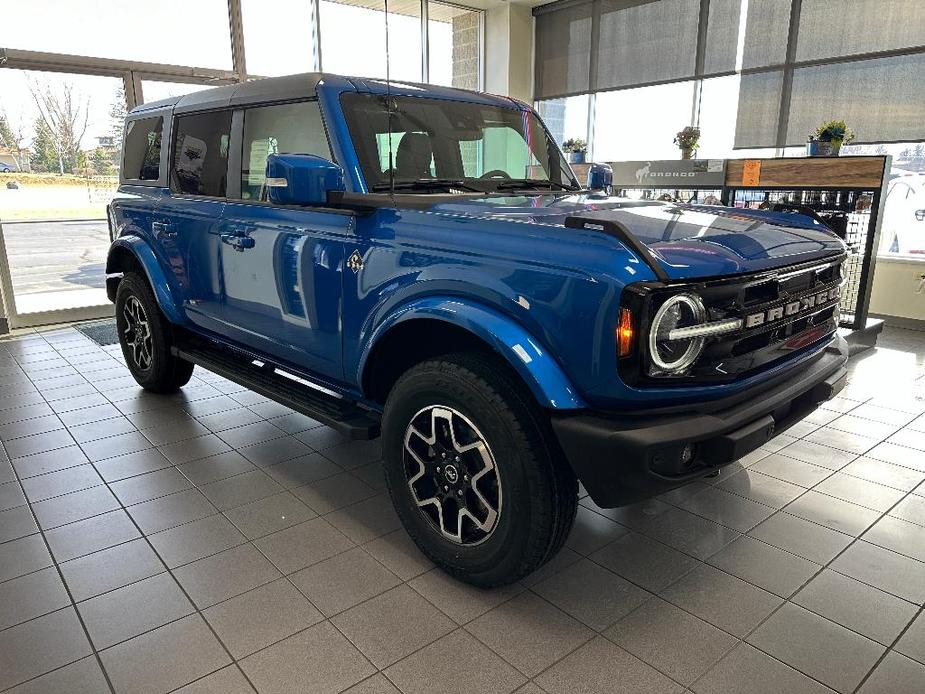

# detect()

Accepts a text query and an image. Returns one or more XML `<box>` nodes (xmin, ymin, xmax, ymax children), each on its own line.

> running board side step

<box><xmin>172</xmin><ymin>343</ymin><xmax>380</xmax><ymax>440</ymax></box>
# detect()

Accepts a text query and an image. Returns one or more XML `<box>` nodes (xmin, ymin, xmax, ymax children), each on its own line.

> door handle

<box><xmin>221</xmin><ymin>234</ymin><xmax>255</xmax><ymax>251</ymax></box>
<box><xmin>152</xmin><ymin>221</ymin><xmax>177</xmax><ymax>239</ymax></box>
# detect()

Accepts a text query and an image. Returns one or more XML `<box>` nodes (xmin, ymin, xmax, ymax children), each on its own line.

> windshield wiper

<box><xmin>495</xmin><ymin>179</ymin><xmax>578</xmax><ymax>192</ymax></box>
<box><xmin>370</xmin><ymin>178</ymin><xmax>482</xmax><ymax>193</ymax></box>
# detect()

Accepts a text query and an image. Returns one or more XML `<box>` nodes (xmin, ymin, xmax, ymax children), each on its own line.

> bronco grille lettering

<box><xmin>744</xmin><ymin>286</ymin><xmax>840</xmax><ymax>329</ymax></box>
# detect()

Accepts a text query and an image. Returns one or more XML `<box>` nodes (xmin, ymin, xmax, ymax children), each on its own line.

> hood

<box><xmin>429</xmin><ymin>194</ymin><xmax>846</xmax><ymax>280</ymax></box>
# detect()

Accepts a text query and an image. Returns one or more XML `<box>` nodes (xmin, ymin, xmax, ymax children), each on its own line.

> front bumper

<box><xmin>551</xmin><ymin>336</ymin><xmax>849</xmax><ymax>508</ymax></box>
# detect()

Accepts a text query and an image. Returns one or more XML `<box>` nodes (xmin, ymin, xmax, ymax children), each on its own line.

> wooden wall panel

<box><xmin>725</xmin><ymin>156</ymin><xmax>887</xmax><ymax>189</ymax></box>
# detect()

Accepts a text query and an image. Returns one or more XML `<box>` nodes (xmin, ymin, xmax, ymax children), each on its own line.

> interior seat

<box><xmin>394</xmin><ymin>132</ymin><xmax>434</xmax><ymax>179</ymax></box>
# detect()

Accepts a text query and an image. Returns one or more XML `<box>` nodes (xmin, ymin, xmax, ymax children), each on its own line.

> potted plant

<box><xmin>814</xmin><ymin>120</ymin><xmax>855</xmax><ymax>156</ymax></box>
<box><xmin>562</xmin><ymin>138</ymin><xmax>588</xmax><ymax>164</ymax></box>
<box><xmin>674</xmin><ymin>126</ymin><xmax>700</xmax><ymax>160</ymax></box>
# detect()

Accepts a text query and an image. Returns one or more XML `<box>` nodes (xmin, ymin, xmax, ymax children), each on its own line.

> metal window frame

<box><xmin>228</xmin><ymin>0</ymin><xmax>248</xmax><ymax>81</ymax></box>
<box><xmin>421</xmin><ymin>0</ymin><xmax>430</xmax><ymax>83</ymax></box>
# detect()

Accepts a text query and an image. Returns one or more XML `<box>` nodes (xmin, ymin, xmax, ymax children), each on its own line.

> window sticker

<box><xmin>176</xmin><ymin>134</ymin><xmax>207</xmax><ymax>182</ymax></box>
<box><xmin>247</xmin><ymin>137</ymin><xmax>277</xmax><ymax>186</ymax></box>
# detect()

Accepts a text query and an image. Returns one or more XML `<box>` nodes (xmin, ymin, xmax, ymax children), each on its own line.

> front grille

<box><xmin>619</xmin><ymin>256</ymin><xmax>844</xmax><ymax>386</ymax></box>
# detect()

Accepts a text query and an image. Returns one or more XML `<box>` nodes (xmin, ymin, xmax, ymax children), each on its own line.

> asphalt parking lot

<box><xmin>0</xmin><ymin>220</ymin><xmax>109</xmax><ymax>310</ymax></box>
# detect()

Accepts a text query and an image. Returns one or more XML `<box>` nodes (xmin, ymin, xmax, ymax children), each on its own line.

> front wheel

<box><xmin>381</xmin><ymin>353</ymin><xmax>577</xmax><ymax>587</ymax></box>
<box><xmin>115</xmin><ymin>272</ymin><xmax>194</xmax><ymax>393</ymax></box>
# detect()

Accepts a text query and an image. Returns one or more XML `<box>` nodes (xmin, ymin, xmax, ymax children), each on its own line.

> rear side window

<box><xmin>171</xmin><ymin>111</ymin><xmax>232</xmax><ymax>197</ymax></box>
<box><xmin>122</xmin><ymin>116</ymin><xmax>163</xmax><ymax>181</ymax></box>
<box><xmin>240</xmin><ymin>101</ymin><xmax>331</xmax><ymax>201</ymax></box>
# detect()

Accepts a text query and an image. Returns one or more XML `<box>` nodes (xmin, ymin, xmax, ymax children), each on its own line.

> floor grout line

<box><xmin>39</xmin><ymin>335</ymin><xmax>267</xmax><ymax>694</ymax></box>
<box><xmin>0</xmin><ymin>385</ymin><xmax>119</xmax><ymax>693</ymax></box>
<box><xmin>2</xmin><ymin>327</ymin><xmax>925</xmax><ymax>692</ymax></box>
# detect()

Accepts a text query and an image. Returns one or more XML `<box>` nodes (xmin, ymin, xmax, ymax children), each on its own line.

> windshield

<box><xmin>340</xmin><ymin>93</ymin><xmax>579</xmax><ymax>193</ymax></box>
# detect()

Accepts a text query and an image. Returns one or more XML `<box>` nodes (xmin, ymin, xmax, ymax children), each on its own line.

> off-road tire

<box><xmin>115</xmin><ymin>272</ymin><xmax>194</xmax><ymax>393</ymax></box>
<box><xmin>382</xmin><ymin>352</ymin><xmax>578</xmax><ymax>587</ymax></box>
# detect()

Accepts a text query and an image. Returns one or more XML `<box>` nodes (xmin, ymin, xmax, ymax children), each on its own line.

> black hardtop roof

<box><xmin>130</xmin><ymin>73</ymin><xmax>327</xmax><ymax>116</ymax></box>
<box><xmin>127</xmin><ymin>72</ymin><xmax>521</xmax><ymax>119</ymax></box>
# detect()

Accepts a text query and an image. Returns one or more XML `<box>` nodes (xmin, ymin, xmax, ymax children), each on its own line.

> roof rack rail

<box><xmin>564</xmin><ymin>215</ymin><xmax>670</xmax><ymax>283</ymax></box>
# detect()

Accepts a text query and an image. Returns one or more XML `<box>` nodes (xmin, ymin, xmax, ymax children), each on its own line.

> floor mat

<box><xmin>75</xmin><ymin>319</ymin><xmax>119</xmax><ymax>347</ymax></box>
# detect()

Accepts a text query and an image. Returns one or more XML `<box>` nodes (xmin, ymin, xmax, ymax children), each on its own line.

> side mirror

<box><xmin>916</xmin><ymin>209</ymin><xmax>925</xmax><ymax>222</ymax></box>
<box><xmin>587</xmin><ymin>162</ymin><xmax>613</xmax><ymax>193</ymax></box>
<box><xmin>265</xmin><ymin>153</ymin><xmax>346</xmax><ymax>206</ymax></box>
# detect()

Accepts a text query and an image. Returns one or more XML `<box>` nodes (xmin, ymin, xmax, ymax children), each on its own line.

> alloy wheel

<box><xmin>122</xmin><ymin>295</ymin><xmax>153</xmax><ymax>371</ymax></box>
<box><xmin>403</xmin><ymin>405</ymin><xmax>502</xmax><ymax>545</ymax></box>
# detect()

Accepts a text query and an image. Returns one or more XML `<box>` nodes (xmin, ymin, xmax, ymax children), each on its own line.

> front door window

<box><xmin>239</xmin><ymin>100</ymin><xmax>332</xmax><ymax>201</ymax></box>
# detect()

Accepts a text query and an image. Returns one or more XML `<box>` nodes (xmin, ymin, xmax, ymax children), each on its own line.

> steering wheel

<box><xmin>479</xmin><ymin>169</ymin><xmax>512</xmax><ymax>180</ymax></box>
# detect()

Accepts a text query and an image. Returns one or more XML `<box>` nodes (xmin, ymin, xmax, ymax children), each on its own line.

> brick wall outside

<box><xmin>451</xmin><ymin>11</ymin><xmax>480</xmax><ymax>91</ymax></box>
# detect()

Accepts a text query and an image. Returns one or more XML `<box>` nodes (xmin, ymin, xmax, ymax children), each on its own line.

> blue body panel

<box><xmin>356</xmin><ymin>297</ymin><xmax>586</xmax><ymax>409</ymax></box>
<box><xmin>424</xmin><ymin>195</ymin><xmax>843</xmax><ymax>280</ymax></box>
<box><xmin>107</xmin><ymin>74</ymin><xmax>847</xmax><ymax>413</ymax></box>
<box><xmin>209</xmin><ymin>201</ymin><xmax>350</xmax><ymax>379</ymax></box>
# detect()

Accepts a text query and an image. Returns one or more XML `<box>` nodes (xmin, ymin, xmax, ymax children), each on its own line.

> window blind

<box><xmin>733</xmin><ymin>70</ymin><xmax>784</xmax><ymax>148</ymax></box>
<box><xmin>594</xmin><ymin>0</ymin><xmax>699</xmax><ymax>91</ymax></box>
<box><xmin>534</xmin><ymin>0</ymin><xmax>593</xmax><ymax>99</ymax></box>
<box><xmin>535</xmin><ymin>0</ymin><xmax>925</xmax><ymax>148</ymax></box>
<box><xmin>796</xmin><ymin>0</ymin><xmax>925</xmax><ymax>62</ymax></box>
<box><xmin>741</xmin><ymin>0</ymin><xmax>792</xmax><ymax>69</ymax></box>
<box><xmin>785</xmin><ymin>53</ymin><xmax>925</xmax><ymax>145</ymax></box>
<box><xmin>702</xmin><ymin>0</ymin><xmax>741</xmax><ymax>75</ymax></box>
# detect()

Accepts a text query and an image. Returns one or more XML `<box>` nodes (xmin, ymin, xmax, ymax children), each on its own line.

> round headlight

<box><xmin>648</xmin><ymin>293</ymin><xmax>706</xmax><ymax>374</ymax></box>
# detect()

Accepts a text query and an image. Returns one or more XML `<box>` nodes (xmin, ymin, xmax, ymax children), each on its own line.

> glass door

<box><xmin>0</xmin><ymin>68</ymin><xmax>126</xmax><ymax>328</ymax></box>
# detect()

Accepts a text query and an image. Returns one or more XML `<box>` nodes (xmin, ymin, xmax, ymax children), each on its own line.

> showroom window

<box><xmin>242</xmin><ymin>0</ymin><xmax>318</xmax><ymax>76</ymax></box>
<box><xmin>695</xmin><ymin>76</ymin><xmax>775</xmax><ymax>160</ymax></box>
<box><xmin>0</xmin><ymin>0</ymin><xmax>482</xmax><ymax>329</ymax></box>
<box><xmin>428</xmin><ymin>1</ymin><xmax>482</xmax><ymax>90</ymax></box>
<box><xmin>319</xmin><ymin>0</ymin><xmax>423</xmax><ymax>82</ymax></box>
<box><xmin>240</xmin><ymin>101</ymin><xmax>332</xmax><ymax>200</ymax></box>
<box><xmin>171</xmin><ymin>111</ymin><xmax>233</xmax><ymax>197</ymax></box>
<box><xmin>536</xmin><ymin>95</ymin><xmax>590</xmax><ymax>158</ymax></box>
<box><xmin>140</xmin><ymin>81</ymin><xmax>215</xmax><ymax>104</ymax></box>
<box><xmin>593</xmin><ymin>82</ymin><xmax>698</xmax><ymax>162</ymax></box>
<box><xmin>122</xmin><ymin>117</ymin><xmax>164</xmax><ymax>181</ymax></box>
<box><xmin>311</xmin><ymin>0</ymin><xmax>483</xmax><ymax>86</ymax></box>
<box><xmin>0</xmin><ymin>0</ymin><xmax>233</xmax><ymax>69</ymax></box>
<box><xmin>0</xmin><ymin>68</ymin><xmax>129</xmax><ymax>325</ymax></box>
<box><xmin>534</xmin><ymin>0</ymin><xmax>925</xmax><ymax>151</ymax></box>
<box><xmin>875</xmin><ymin>141</ymin><xmax>925</xmax><ymax>257</ymax></box>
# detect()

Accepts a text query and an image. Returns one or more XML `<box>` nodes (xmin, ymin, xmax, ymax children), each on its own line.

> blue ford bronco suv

<box><xmin>107</xmin><ymin>73</ymin><xmax>849</xmax><ymax>586</ymax></box>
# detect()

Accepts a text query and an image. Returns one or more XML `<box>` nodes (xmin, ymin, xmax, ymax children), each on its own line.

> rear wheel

<box><xmin>382</xmin><ymin>352</ymin><xmax>577</xmax><ymax>587</ymax></box>
<box><xmin>115</xmin><ymin>272</ymin><xmax>193</xmax><ymax>393</ymax></box>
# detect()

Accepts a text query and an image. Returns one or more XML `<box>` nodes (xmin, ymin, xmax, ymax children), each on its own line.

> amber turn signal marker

<box><xmin>618</xmin><ymin>307</ymin><xmax>634</xmax><ymax>357</ymax></box>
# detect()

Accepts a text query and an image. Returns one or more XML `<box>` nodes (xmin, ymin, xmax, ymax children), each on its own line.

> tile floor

<box><xmin>0</xmin><ymin>325</ymin><xmax>924</xmax><ymax>694</ymax></box>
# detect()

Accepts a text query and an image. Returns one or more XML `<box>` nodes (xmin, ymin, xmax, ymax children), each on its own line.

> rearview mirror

<box><xmin>587</xmin><ymin>162</ymin><xmax>613</xmax><ymax>193</ymax></box>
<box><xmin>266</xmin><ymin>153</ymin><xmax>346</xmax><ymax>207</ymax></box>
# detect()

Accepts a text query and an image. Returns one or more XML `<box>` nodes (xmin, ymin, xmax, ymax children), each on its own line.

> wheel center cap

<box><xmin>443</xmin><ymin>464</ymin><xmax>459</xmax><ymax>484</ymax></box>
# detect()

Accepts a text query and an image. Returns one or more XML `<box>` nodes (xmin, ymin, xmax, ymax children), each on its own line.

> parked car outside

<box><xmin>106</xmin><ymin>74</ymin><xmax>849</xmax><ymax>585</ymax></box>
<box><xmin>883</xmin><ymin>174</ymin><xmax>925</xmax><ymax>255</ymax></box>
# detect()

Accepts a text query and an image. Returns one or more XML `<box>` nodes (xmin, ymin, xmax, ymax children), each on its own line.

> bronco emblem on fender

<box><xmin>347</xmin><ymin>250</ymin><xmax>364</xmax><ymax>273</ymax></box>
